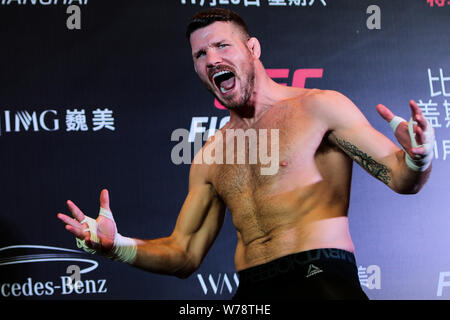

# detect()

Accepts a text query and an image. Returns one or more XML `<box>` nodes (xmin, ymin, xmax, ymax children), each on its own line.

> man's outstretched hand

<box><xmin>376</xmin><ymin>99</ymin><xmax>430</xmax><ymax>158</ymax></box>
<box><xmin>57</xmin><ymin>189</ymin><xmax>116</xmax><ymax>254</ymax></box>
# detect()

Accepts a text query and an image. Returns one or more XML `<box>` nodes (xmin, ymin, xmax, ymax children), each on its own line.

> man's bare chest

<box><xmin>207</xmin><ymin>107</ymin><xmax>328</xmax><ymax>204</ymax></box>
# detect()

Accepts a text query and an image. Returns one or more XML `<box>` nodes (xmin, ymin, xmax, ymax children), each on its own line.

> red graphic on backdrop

<box><xmin>214</xmin><ymin>68</ymin><xmax>324</xmax><ymax>110</ymax></box>
<box><xmin>427</xmin><ymin>0</ymin><xmax>450</xmax><ymax>7</ymax></box>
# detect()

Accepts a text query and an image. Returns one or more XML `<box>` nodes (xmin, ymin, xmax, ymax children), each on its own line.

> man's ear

<box><xmin>247</xmin><ymin>37</ymin><xmax>261</xmax><ymax>59</ymax></box>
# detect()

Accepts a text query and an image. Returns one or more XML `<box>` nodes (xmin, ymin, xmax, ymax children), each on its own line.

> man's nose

<box><xmin>206</xmin><ymin>50</ymin><xmax>222</xmax><ymax>68</ymax></box>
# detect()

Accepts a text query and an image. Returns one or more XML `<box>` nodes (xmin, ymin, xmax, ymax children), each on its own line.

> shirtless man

<box><xmin>57</xmin><ymin>8</ymin><xmax>434</xmax><ymax>300</ymax></box>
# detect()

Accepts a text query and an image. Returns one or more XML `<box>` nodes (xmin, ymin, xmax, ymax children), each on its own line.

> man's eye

<box><xmin>218</xmin><ymin>44</ymin><xmax>228</xmax><ymax>48</ymax></box>
<box><xmin>196</xmin><ymin>52</ymin><xmax>206</xmax><ymax>58</ymax></box>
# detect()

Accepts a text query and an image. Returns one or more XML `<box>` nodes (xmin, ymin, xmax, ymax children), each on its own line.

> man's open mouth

<box><xmin>212</xmin><ymin>70</ymin><xmax>236</xmax><ymax>94</ymax></box>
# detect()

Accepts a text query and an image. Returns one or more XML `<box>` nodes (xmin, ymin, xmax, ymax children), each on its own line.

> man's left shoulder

<box><xmin>302</xmin><ymin>89</ymin><xmax>349</xmax><ymax>104</ymax></box>
<box><xmin>297</xmin><ymin>89</ymin><xmax>351</xmax><ymax>113</ymax></box>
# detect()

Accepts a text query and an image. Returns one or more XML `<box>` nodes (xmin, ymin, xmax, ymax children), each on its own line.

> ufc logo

<box><xmin>214</xmin><ymin>68</ymin><xmax>324</xmax><ymax>110</ymax></box>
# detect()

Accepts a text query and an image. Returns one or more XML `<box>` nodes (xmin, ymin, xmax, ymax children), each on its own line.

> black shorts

<box><xmin>233</xmin><ymin>248</ymin><xmax>369</xmax><ymax>300</ymax></box>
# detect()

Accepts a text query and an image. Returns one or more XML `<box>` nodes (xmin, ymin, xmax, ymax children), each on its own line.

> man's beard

<box><xmin>207</xmin><ymin>66</ymin><xmax>255</xmax><ymax>110</ymax></box>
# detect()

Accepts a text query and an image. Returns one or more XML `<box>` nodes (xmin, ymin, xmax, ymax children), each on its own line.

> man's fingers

<box><xmin>410</xmin><ymin>100</ymin><xmax>428</xmax><ymax>130</ymax></box>
<box><xmin>58</xmin><ymin>213</ymin><xmax>88</xmax><ymax>238</ymax></box>
<box><xmin>414</xmin><ymin>113</ymin><xmax>428</xmax><ymax>131</ymax></box>
<box><xmin>376</xmin><ymin>104</ymin><xmax>395</xmax><ymax>122</ymax></box>
<box><xmin>411</xmin><ymin>146</ymin><xmax>426</xmax><ymax>156</ymax></box>
<box><xmin>57</xmin><ymin>213</ymin><xmax>83</xmax><ymax>229</ymax></box>
<box><xmin>409</xmin><ymin>100</ymin><xmax>422</xmax><ymax>115</ymax></box>
<box><xmin>414</xmin><ymin>125</ymin><xmax>426</xmax><ymax>146</ymax></box>
<box><xmin>100</xmin><ymin>189</ymin><xmax>111</xmax><ymax>211</ymax></box>
<box><xmin>65</xmin><ymin>224</ymin><xmax>88</xmax><ymax>239</ymax></box>
<box><xmin>67</xmin><ymin>200</ymin><xmax>85</xmax><ymax>222</ymax></box>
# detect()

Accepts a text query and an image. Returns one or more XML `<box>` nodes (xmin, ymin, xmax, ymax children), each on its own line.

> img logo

<box><xmin>197</xmin><ymin>273</ymin><xmax>239</xmax><ymax>296</ymax></box>
<box><xmin>2</xmin><ymin>110</ymin><xmax>59</xmax><ymax>133</ymax></box>
<box><xmin>0</xmin><ymin>108</ymin><xmax>116</xmax><ymax>136</ymax></box>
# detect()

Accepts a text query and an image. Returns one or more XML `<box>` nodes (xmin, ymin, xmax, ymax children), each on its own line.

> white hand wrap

<box><xmin>76</xmin><ymin>207</ymin><xmax>138</xmax><ymax>264</ymax></box>
<box><xmin>76</xmin><ymin>215</ymin><xmax>98</xmax><ymax>255</ymax></box>
<box><xmin>389</xmin><ymin>115</ymin><xmax>435</xmax><ymax>172</ymax></box>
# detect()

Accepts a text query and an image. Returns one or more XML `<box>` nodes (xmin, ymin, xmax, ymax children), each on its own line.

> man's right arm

<box><xmin>58</xmin><ymin>160</ymin><xmax>226</xmax><ymax>279</ymax></box>
<box><xmin>132</xmin><ymin>168</ymin><xmax>226</xmax><ymax>278</ymax></box>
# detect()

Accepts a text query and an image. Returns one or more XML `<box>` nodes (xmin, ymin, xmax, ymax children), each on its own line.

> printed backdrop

<box><xmin>0</xmin><ymin>0</ymin><xmax>449</xmax><ymax>300</ymax></box>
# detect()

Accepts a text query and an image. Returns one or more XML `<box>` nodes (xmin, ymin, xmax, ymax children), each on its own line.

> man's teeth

<box><xmin>212</xmin><ymin>70</ymin><xmax>234</xmax><ymax>93</ymax></box>
<box><xmin>213</xmin><ymin>70</ymin><xmax>232</xmax><ymax>80</ymax></box>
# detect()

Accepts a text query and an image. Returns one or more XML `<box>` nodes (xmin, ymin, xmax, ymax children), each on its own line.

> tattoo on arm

<box><xmin>335</xmin><ymin>137</ymin><xmax>392</xmax><ymax>185</ymax></box>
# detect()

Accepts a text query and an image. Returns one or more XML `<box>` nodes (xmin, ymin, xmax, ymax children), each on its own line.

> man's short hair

<box><xmin>186</xmin><ymin>8</ymin><xmax>250</xmax><ymax>41</ymax></box>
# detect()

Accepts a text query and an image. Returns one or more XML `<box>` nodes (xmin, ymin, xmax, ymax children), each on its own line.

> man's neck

<box><xmin>228</xmin><ymin>67</ymin><xmax>300</xmax><ymax>128</ymax></box>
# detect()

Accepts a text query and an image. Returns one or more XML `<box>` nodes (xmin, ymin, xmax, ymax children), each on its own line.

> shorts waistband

<box><xmin>238</xmin><ymin>248</ymin><xmax>356</xmax><ymax>283</ymax></box>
